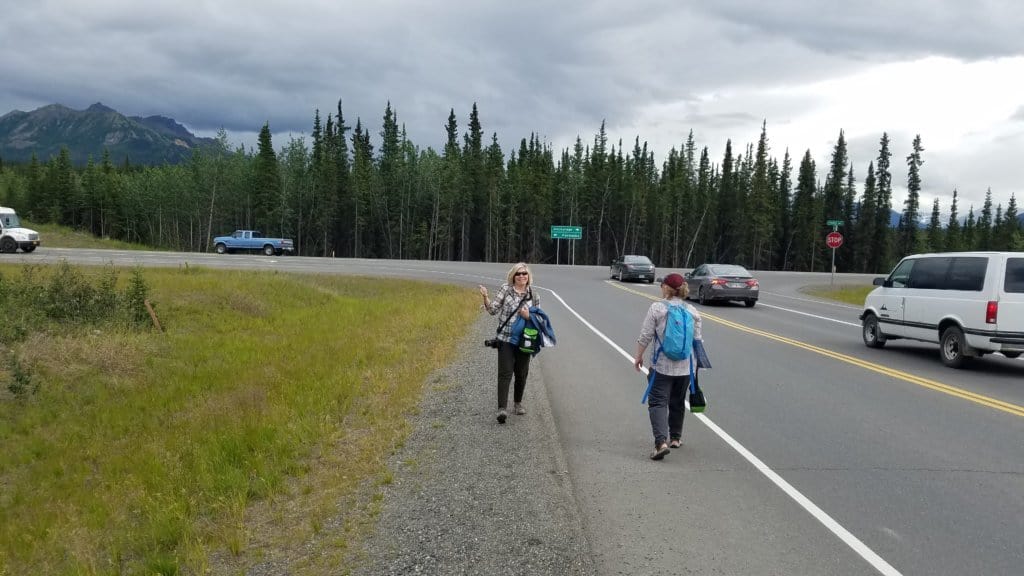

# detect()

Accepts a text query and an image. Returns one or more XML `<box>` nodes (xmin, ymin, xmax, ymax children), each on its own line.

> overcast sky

<box><xmin>3</xmin><ymin>0</ymin><xmax>1023</xmax><ymax>215</ymax></box>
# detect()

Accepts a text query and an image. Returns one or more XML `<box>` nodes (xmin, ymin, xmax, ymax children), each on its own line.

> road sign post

<box><xmin>551</xmin><ymin>226</ymin><xmax>582</xmax><ymax>265</ymax></box>
<box><xmin>826</xmin><ymin>231</ymin><xmax>844</xmax><ymax>288</ymax></box>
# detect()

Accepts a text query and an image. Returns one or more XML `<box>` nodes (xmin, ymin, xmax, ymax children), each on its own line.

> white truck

<box><xmin>0</xmin><ymin>206</ymin><xmax>41</xmax><ymax>253</ymax></box>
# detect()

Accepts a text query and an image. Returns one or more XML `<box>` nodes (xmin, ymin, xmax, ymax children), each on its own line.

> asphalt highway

<box><xmin>20</xmin><ymin>249</ymin><xmax>1024</xmax><ymax>575</ymax></box>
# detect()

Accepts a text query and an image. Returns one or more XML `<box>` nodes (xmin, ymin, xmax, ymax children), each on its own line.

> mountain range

<box><xmin>0</xmin><ymin>103</ymin><xmax>216</xmax><ymax>166</ymax></box>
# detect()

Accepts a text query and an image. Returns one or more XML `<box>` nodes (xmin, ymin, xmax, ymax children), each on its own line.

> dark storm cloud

<box><xmin>1</xmin><ymin>0</ymin><xmax>1022</xmax><ymax>207</ymax></box>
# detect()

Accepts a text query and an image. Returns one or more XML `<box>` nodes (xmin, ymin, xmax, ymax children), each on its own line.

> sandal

<box><xmin>650</xmin><ymin>443</ymin><xmax>670</xmax><ymax>460</ymax></box>
<box><xmin>669</xmin><ymin>439</ymin><xmax>682</xmax><ymax>449</ymax></box>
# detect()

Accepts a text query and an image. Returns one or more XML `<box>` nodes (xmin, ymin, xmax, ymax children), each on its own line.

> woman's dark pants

<box><xmin>648</xmin><ymin>371</ymin><xmax>688</xmax><ymax>447</ymax></box>
<box><xmin>497</xmin><ymin>342</ymin><xmax>531</xmax><ymax>408</ymax></box>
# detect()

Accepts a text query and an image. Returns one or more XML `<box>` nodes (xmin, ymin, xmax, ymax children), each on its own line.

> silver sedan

<box><xmin>685</xmin><ymin>263</ymin><xmax>760</xmax><ymax>307</ymax></box>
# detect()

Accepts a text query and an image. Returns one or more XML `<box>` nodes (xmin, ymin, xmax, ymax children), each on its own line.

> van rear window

<box><xmin>946</xmin><ymin>257</ymin><xmax>987</xmax><ymax>291</ymax></box>
<box><xmin>1005</xmin><ymin>258</ymin><xmax>1024</xmax><ymax>293</ymax></box>
<box><xmin>905</xmin><ymin>256</ymin><xmax>986</xmax><ymax>291</ymax></box>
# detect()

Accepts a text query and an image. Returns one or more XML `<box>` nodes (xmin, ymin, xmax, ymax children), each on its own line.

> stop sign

<box><xmin>826</xmin><ymin>231</ymin><xmax>844</xmax><ymax>248</ymax></box>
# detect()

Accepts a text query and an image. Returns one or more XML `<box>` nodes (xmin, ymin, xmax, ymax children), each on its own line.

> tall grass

<box><xmin>804</xmin><ymin>284</ymin><xmax>875</xmax><ymax>306</ymax></box>
<box><xmin>0</xmin><ymin>263</ymin><xmax>479</xmax><ymax>574</ymax></box>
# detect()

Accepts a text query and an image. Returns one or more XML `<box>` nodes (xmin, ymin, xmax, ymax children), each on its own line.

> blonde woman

<box><xmin>479</xmin><ymin>263</ymin><xmax>539</xmax><ymax>423</ymax></box>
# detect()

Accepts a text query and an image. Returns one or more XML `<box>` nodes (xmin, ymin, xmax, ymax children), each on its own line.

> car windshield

<box><xmin>624</xmin><ymin>256</ymin><xmax>652</xmax><ymax>265</ymax></box>
<box><xmin>710</xmin><ymin>265</ymin><xmax>750</xmax><ymax>277</ymax></box>
<box><xmin>1</xmin><ymin>213</ymin><xmax>21</xmax><ymax>228</ymax></box>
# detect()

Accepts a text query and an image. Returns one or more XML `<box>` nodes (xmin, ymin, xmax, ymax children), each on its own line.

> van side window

<box><xmin>1005</xmin><ymin>258</ymin><xmax>1024</xmax><ymax>293</ymax></box>
<box><xmin>889</xmin><ymin>259</ymin><xmax>915</xmax><ymax>288</ymax></box>
<box><xmin>946</xmin><ymin>257</ymin><xmax>987</xmax><ymax>291</ymax></box>
<box><xmin>908</xmin><ymin>257</ymin><xmax>950</xmax><ymax>289</ymax></box>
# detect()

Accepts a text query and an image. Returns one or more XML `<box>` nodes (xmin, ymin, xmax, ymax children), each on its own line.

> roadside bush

<box><xmin>0</xmin><ymin>261</ymin><xmax>153</xmax><ymax>344</ymax></box>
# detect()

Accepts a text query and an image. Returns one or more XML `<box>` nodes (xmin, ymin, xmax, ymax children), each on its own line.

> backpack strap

<box><xmin>496</xmin><ymin>290</ymin><xmax>530</xmax><ymax>336</ymax></box>
<box><xmin>650</xmin><ymin>299</ymin><xmax>677</xmax><ymax>365</ymax></box>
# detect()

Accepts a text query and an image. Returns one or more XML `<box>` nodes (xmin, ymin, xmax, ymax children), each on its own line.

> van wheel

<box><xmin>940</xmin><ymin>326</ymin><xmax>970</xmax><ymax>368</ymax></box>
<box><xmin>862</xmin><ymin>314</ymin><xmax>887</xmax><ymax>348</ymax></box>
<box><xmin>0</xmin><ymin>237</ymin><xmax>16</xmax><ymax>253</ymax></box>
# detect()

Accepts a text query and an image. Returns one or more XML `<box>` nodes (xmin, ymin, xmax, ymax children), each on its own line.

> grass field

<box><xmin>24</xmin><ymin>221</ymin><xmax>155</xmax><ymax>251</ymax></box>
<box><xmin>0</xmin><ymin>262</ymin><xmax>479</xmax><ymax>575</ymax></box>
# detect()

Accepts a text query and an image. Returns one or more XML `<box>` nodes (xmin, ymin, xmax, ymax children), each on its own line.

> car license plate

<box><xmin>728</xmin><ymin>282</ymin><xmax>744</xmax><ymax>288</ymax></box>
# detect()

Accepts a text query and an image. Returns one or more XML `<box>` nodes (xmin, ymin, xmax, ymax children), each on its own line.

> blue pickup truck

<box><xmin>213</xmin><ymin>230</ymin><xmax>294</xmax><ymax>256</ymax></box>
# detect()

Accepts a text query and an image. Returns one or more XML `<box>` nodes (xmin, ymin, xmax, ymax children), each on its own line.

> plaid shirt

<box><xmin>485</xmin><ymin>284</ymin><xmax>539</xmax><ymax>342</ymax></box>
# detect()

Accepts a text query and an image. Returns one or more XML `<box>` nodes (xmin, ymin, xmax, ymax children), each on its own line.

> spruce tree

<box><xmin>333</xmin><ymin>100</ymin><xmax>351</xmax><ymax>257</ymax></box>
<box><xmin>715</xmin><ymin>140</ymin><xmax>737</xmax><ymax>262</ymax></box>
<box><xmin>927</xmin><ymin>197</ymin><xmax>943</xmax><ymax>252</ymax></box>
<box><xmin>252</xmin><ymin>123</ymin><xmax>283</xmax><ymax>236</ymax></box>
<box><xmin>964</xmin><ymin>207</ymin><xmax>976</xmax><ymax>250</ymax></box>
<box><xmin>791</xmin><ymin>150</ymin><xmax>818</xmax><ymax>271</ymax></box>
<box><xmin>377</xmin><ymin>101</ymin><xmax>401</xmax><ymax>258</ymax></box>
<box><xmin>899</xmin><ymin>134</ymin><xmax>924</xmax><ymax>257</ymax></box>
<box><xmin>978</xmin><ymin>189</ymin><xmax>993</xmax><ymax>250</ymax></box>
<box><xmin>775</xmin><ymin>149</ymin><xmax>793</xmax><ymax>270</ymax></box>
<box><xmin>995</xmin><ymin>193</ymin><xmax>1019</xmax><ymax>250</ymax></box>
<box><xmin>746</xmin><ymin>121</ymin><xmax>774</xmax><ymax>269</ymax></box>
<box><xmin>872</xmin><ymin>133</ymin><xmax>893</xmax><ymax>271</ymax></box>
<box><xmin>822</xmin><ymin>130</ymin><xmax>848</xmax><ymax>225</ymax></box>
<box><xmin>945</xmin><ymin>189</ymin><xmax>962</xmax><ymax>251</ymax></box>
<box><xmin>462</xmin><ymin>103</ymin><xmax>486</xmax><ymax>260</ymax></box>
<box><xmin>856</xmin><ymin>162</ymin><xmax>877</xmax><ymax>272</ymax></box>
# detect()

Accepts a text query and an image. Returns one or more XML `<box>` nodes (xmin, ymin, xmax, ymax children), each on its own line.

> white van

<box><xmin>860</xmin><ymin>252</ymin><xmax>1024</xmax><ymax>367</ymax></box>
<box><xmin>0</xmin><ymin>206</ymin><xmax>41</xmax><ymax>253</ymax></box>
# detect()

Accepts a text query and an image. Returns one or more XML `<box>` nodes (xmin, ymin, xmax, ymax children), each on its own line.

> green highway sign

<box><xmin>551</xmin><ymin>225</ymin><xmax>582</xmax><ymax>240</ymax></box>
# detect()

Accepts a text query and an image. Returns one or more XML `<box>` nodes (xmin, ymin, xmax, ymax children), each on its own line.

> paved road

<box><xmin>19</xmin><ymin>249</ymin><xmax>1024</xmax><ymax>575</ymax></box>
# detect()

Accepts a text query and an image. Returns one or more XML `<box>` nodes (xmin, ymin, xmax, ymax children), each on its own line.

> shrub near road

<box><xmin>0</xmin><ymin>263</ymin><xmax>478</xmax><ymax>575</ymax></box>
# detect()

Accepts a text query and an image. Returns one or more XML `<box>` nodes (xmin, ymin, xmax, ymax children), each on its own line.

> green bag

<box><xmin>519</xmin><ymin>326</ymin><xmax>541</xmax><ymax>354</ymax></box>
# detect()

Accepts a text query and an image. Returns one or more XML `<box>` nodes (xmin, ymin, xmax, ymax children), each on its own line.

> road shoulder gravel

<box><xmin>351</xmin><ymin>313</ymin><xmax>595</xmax><ymax>575</ymax></box>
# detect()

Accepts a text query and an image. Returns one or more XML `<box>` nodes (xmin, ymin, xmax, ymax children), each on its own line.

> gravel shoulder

<box><xmin>351</xmin><ymin>313</ymin><xmax>595</xmax><ymax>575</ymax></box>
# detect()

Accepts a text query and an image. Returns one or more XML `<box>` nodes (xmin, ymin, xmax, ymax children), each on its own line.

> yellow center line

<box><xmin>607</xmin><ymin>280</ymin><xmax>1024</xmax><ymax>418</ymax></box>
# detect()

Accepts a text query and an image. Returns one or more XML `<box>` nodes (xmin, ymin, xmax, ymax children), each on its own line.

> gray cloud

<box><xmin>1</xmin><ymin>0</ymin><xmax>1022</xmax><ymax>209</ymax></box>
<box><xmin>700</xmin><ymin>1</ymin><xmax>1024</xmax><ymax>60</ymax></box>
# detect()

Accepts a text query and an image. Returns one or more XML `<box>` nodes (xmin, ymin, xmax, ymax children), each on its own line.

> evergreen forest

<box><xmin>1</xmin><ymin>101</ymin><xmax>1021</xmax><ymax>273</ymax></box>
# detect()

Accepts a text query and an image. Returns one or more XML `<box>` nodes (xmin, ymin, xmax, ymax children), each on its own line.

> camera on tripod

<box><xmin>483</xmin><ymin>338</ymin><xmax>500</xmax><ymax>349</ymax></box>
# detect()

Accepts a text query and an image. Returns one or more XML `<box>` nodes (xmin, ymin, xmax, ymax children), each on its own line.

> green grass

<box><xmin>804</xmin><ymin>284</ymin><xmax>876</xmax><ymax>305</ymax></box>
<box><xmin>25</xmin><ymin>221</ymin><xmax>155</xmax><ymax>250</ymax></box>
<box><xmin>0</xmin><ymin>263</ymin><xmax>479</xmax><ymax>575</ymax></box>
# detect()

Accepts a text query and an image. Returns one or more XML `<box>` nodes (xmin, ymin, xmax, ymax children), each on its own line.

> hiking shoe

<box><xmin>650</xmin><ymin>443</ymin><xmax>670</xmax><ymax>460</ymax></box>
<box><xmin>496</xmin><ymin>409</ymin><xmax>508</xmax><ymax>424</ymax></box>
<box><xmin>514</xmin><ymin>403</ymin><xmax>526</xmax><ymax>415</ymax></box>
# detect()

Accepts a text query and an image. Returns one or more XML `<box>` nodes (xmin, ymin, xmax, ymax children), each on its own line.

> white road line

<box><xmin>544</xmin><ymin>287</ymin><xmax>903</xmax><ymax>576</ymax></box>
<box><xmin>757</xmin><ymin>302</ymin><xmax>862</xmax><ymax>327</ymax></box>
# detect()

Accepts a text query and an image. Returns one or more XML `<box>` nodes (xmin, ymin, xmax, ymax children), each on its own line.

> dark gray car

<box><xmin>610</xmin><ymin>255</ymin><xmax>656</xmax><ymax>283</ymax></box>
<box><xmin>685</xmin><ymin>264</ymin><xmax>760</xmax><ymax>307</ymax></box>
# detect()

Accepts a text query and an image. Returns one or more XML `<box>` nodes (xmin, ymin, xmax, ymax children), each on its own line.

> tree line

<box><xmin>1</xmin><ymin>101</ymin><xmax>1021</xmax><ymax>272</ymax></box>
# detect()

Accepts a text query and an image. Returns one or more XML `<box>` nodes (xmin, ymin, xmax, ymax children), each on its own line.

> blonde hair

<box><xmin>506</xmin><ymin>262</ymin><xmax>533</xmax><ymax>286</ymax></box>
<box><xmin>664</xmin><ymin>282</ymin><xmax>689</xmax><ymax>299</ymax></box>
